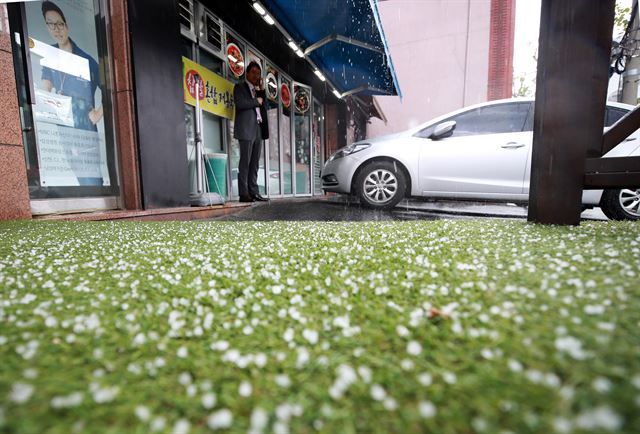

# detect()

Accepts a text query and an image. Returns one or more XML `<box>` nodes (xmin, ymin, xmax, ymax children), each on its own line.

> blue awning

<box><xmin>261</xmin><ymin>0</ymin><xmax>402</xmax><ymax>98</ymax></box>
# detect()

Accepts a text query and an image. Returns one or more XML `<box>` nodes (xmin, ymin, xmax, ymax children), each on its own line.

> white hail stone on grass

<box><xmin>553</xmin><ymin>417</ymin><xmax>573</xmax><ymax>434</ymax></box>
<box><xmin>443</xmin><ymin>372</ymin><xmax>457</xmax><ymax>384</ymax></box>
<box><xmin>575</xmin><ymin>406</ymin><xmax>622</xmax><ymax>431</ymax></box>
<box><xmin>357</xmin><ymin>366</ymin><xmax>372</xmax><ymax>384</ymax></box>
<box><xmin>418</xmin><ymin>372</ymin><xmax>433</xmax><ymax>386</ymax></box>
<box><xmin>178</xmin><ymin>372</ymin><xmax>192</xmax><ymax>386</ymax></box>
<box><xmin>555</xmin><ymin>336</ymin><xmax>589</xmax><ymax>360</ymax></box>
<box><xmin>239</xmin><ymin>381</ymin><xmax>252</xmax><ymax>397</ymax></box>
<box><xmin>134</xmin><ymin>405</ymin><xmax>151</xmax><ymax>422</ymax></box>
<box><xmin>396</xmin><ymin>325</ymin><xmax>410</xmax><ymax>337</ymax></box>
<box><xmin>177</xmin><ymin>346</ymin><xmax>188</xmax><ymax>358</ymax></box>
<box><xmin>401</xmin><ymin>359</ymin><xmax>415</xmax><ymax>370</ymax></box>
<box><xmin>172</xmin><ymin>418</ymin><xmax>190</xmax><ymax>434</ymax></box>
<box><xmin>249</xmin><ymin>407</ymin><xmax>269</xmax><ymax>433</ymax></box>
<box><xmin>592</xmin><ymin>377</ymin><xmax>613</xmax><ymax>393</ymax></box>
<box><xmin>10</xmin><ymin>383</ymin><xmax>34</xmax><ymax>403</ymax></box>
<box><xmin>273</xmin><ymin>421</ymin><xmax>288</xmax><ymax>434</ymax></box>
<box><xmin>584</xmin><ymin>305</ymin><xmax>605</xmax><ymax>315</ymax></box>
<box><xmin>210</xmin><ymin>340</ymin><xmax>229</xmax><ymax>351</ymax></box>
<box><xmin>283</xmin><ymin>328</ymin><xmax>294</xmax><ymax>343</ymax></box>
<box><xmin>418</xmin><ymin>401</ymin><xmax>437</xmax><ymax>418</ymax></box>
<box><xmin>133</xmin><ymin>333</ymin><xmax>146</xmax><ymax>346</ymax></box>
<box><xmin>51</xmin><ymin>392</ymin><xmax>84</xmax><ymax>409</ymax></box>
<box><xmin>90</xmin><ymin>383</ymin><xmax>119</xmax><ymax>403</ymax></box>
<box><xmin>207</xmin><ymin>409</ymin><xmax>233</xmax><ymax>429</ymax></box>
<box><xmin>370</xmin><ymin>384</ymin><xmax>386</xmax><ymax>401</ymax></box>
<box><xmin>407</xmin><ymin>341</ymin><xmax>422</xmax><ymax>356</ymax></box>
<box><xmin>302</xmin><ymin>329</ymin><xmax>318</xmax><ymax>345</ymax></box>
<box><xmin>383</xmin><ymin>397</ymin><xmax>397</xmax><ymax>411</ymax></box>
<box><xmin>296</xmin><ymin>347</ymin><xmax>310</xmax><ymax>368</ymax></box>
<box><xmin>23</xmin><ymin>368</ymin><xmax>38</xmax><ymax>379</ymax></box>
<box><xmin>508</xmin><ymin>359</ymin><xmax>523</xmax><ymax>373</ymax></box>
<box><xmin>150</xmin><ymin>416</ymin><xmax>166</xmax><ymax>432</ymax></box>
<box><xmin>632</xmin><ymin>374</ymin><xmax>640</xmax><ymax>389</ymax></box>
<box><xmin>275</xmin><ymin>374</ymin><xmax>291</xmax><ymax>388</ymax></box>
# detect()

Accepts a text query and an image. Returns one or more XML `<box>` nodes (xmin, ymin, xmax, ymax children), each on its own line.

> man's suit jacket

<box><xmin>233</xmin><ymin>82</ymin><xmax>269</xmax><ymax>141</ymax></box>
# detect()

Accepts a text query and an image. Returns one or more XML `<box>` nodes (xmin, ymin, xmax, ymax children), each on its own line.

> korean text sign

<box><xmin>183</xmin><ymin>57</ymin><xmax>235</xmax><ymax>120</ymax></box>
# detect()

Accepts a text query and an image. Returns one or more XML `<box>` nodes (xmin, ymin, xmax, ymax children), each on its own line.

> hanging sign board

<box><xmin>183</xmin><ymin>57</ymin><xmax>235</xmax><ymax>120</ymax></box>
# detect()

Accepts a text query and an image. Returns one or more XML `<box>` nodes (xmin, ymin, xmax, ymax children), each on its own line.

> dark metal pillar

<box><xmin>528</xmin><ymin>0</ymin><xmax>616</xmax><ymax>225</ymax></box>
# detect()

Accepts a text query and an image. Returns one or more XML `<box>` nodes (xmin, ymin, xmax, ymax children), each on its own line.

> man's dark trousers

<box><xmin>238</xmin><ymin>126</ymin><xmax>262</xmax><ymax>198</ymax></box>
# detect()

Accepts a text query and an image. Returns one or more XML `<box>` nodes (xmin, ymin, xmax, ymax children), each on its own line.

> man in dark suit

<box><xmin>233</xmin><ymin>61</ymin><xmax>269</xmax><ymax>202</ymax></box>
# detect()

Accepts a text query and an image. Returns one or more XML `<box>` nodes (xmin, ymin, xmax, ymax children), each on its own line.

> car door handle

<box><xmin>625</xmin><ymin>137</ymin><xmax>636</xmax><ymax>142</ymax></box>
<box><xmin>501</xmin><ymin>142</ymin><xmax>525</xmax><ymax>149</ymax></box>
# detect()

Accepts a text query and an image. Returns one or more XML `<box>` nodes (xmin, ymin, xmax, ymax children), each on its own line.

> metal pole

<box><xmin>194</xmin><ymin>74</ymin><xmax>204</xmax><ymax>195</ymax></box>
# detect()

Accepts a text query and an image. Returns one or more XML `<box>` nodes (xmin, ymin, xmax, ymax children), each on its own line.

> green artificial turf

<box><xmin>0</xmin><ymin>219</ymin><xmax>639</xmax><ymax>434</ymax></box>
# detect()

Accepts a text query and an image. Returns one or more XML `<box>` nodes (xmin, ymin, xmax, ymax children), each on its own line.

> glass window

<box><xmin>449</xmin><ymin>103</ymin><xmax>530</xmax><ymax>136</ymax></box>
<box><xmin>294</xmin><ymin>84</ymin><xmax>311</xmax><ymax>195</ymax></box>
<box><xmin>182</xmin><ymin>37</ymin><xmax>194</xmax><ymax>60</ymax></box>
<box><xmin>18</xmin><ymin>0</ymin><xmax>118</xmax><ymax>198</ymax></box>
<box><xmin>312</xmin><ymin>101</ymin><xmax>324</xmax><ymax>195</ymax></box>
<box><xmin>606</xmin><ymin>107</ymin><xmax>627</xmax><ymax>127</ymax></box>
<box><xmin>225</xmin><ymin>33</ymin><xmax>245</xmax><ymax>197</ymax></box>
<box><xmin>266</xmin><ymin>65</ymin><xmax>280</xmax><ymax>196</ymax></box>
<box><xmin>281</xmin><ymin>78</ymin><xmax>293</xmax><ymax>195</ymax></box>
<box><xmin>199</xmin><ymin>48</ymin><xmax>222</xmax><ymax>74</ymax></box>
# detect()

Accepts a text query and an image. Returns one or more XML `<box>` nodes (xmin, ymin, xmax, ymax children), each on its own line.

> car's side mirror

<box><xmin>430</xmin><ymin>121</ymin><xmax>456</xmax><ymax>140</ymax></box>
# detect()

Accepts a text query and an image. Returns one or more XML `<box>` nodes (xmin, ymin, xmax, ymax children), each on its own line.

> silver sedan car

<box><xmin>322</xmin><ymin>98</ymin><xmax>640</xmax><ymax>220</ymax></box>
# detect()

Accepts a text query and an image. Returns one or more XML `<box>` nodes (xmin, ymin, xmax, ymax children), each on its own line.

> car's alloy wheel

<box><xmin>356</xmin><ymin>161</ymin><xmax>406</xmax><ymax>209</ymax></box>
<box><xmin>363</xmin><ymin>169</ymin><xmax>398</xmax><ymax>204</ymax></box>
<box><xmin>619</xmin><ymin>188</ymin><xmax>640</xmax><ymax>217</ymax></box>
<box><xmin>600</xmin><ymin>188</ymin><xmax>640</xmax><ymax>221</ymax></box>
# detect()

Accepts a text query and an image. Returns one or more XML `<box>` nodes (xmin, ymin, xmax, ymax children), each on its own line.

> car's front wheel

<box><xmin>356</xmin><ymin>161</ymin><xmax>406</xmax><ymax>209</ymax></box>
<box><xmin>600</xmin><ymin>188</ymin><xmax>640</xmax><ymax>221</ymax></box>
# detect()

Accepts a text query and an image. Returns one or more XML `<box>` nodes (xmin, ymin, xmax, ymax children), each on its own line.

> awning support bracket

<box><xmin>304</xmin><ymin>33</ymin><xmax>385</xmax><ymax>56</ymax></box>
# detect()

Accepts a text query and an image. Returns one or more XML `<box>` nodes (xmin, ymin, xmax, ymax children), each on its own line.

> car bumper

<box><xmin>321</xmin><ymin>156</ymin><xmax>361</xmax><ymax>194</ymax></box>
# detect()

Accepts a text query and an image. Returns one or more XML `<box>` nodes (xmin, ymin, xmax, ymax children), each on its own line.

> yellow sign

<box><xmin>182</xmin><ymin>57</ymin><xmax>235</xmax><ymax>120</ymax></box>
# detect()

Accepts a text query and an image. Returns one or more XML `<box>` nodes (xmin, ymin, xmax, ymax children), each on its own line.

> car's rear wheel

<box><xmin>600</xmin><ymin>188</ymin><xmax>640</xmax><ymax>221</ymax></box>
<box><xmin>356</xmin><ymin>161</ymin><xmax>406</xmax><ymax>209</ymax></box>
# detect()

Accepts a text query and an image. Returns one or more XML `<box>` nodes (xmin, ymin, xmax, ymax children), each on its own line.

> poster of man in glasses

<box><xmin>26</xmin><ymin>0</ymin><xmax>108</xmax><ymax>187</ymax></box>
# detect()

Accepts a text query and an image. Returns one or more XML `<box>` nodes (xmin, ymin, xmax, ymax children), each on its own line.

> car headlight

<box><xmin>328</xmin><ymin>143</ymin><xmax>371</xmax><ymax>162</ymax></box>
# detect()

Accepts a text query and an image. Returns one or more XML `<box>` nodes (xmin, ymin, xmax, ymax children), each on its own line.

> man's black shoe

<box><xmin>239</xmin><ymin>195</ymin><xmax>254</xmax><ymax>203</ymax></box>
<box><xmin>252</xmin><ymin>194</ymin><xmax>269</xmax><ymax>202</ymax></box>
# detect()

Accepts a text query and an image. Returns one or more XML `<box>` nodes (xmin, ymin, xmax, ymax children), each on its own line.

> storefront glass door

<box><xmin>293</xmin><ymin>82</ymin><xmax>312</xmax><ymax>196</ymax></box>
<box><xmin>280</xmin><ymin>76</ymin><xmax>293</xmax><ymax>195</ymax></box>
<box><xmin>312</xmin><ymin>99</ymin><xmax>325</xmax><ymax>195</ymax></box>
<box><xmin>265</xmin><ymin>63</ymin><xmax>280</xmax><ymax>196</ymax></box>
<box><xmin>11</xmin><ymin>0</ymin><xmax>119</xmax><ymax>213</ymax></box>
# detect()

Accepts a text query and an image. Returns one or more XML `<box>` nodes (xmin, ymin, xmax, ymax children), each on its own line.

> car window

<box><xmin>415</xmin><ymin>102</ymin><xmax>531</xmax><ymax>139</ymax></box>
<box><xmin>605</xmin><ymin>107</ymin><xmax>627</xmax><ymax>127</ymax></box>
<box><xmin>525</xmin><ymin>104</ymin><xmax>628</xmax><ymax>130</ymax></box>
<box><xmin>447</xmin><ymin>103</ymin><xmax>531</xmax><ymax>136</ymax></box>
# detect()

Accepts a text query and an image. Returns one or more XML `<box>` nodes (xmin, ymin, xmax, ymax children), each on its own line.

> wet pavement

<box><xmin>214</xmin><ymin>196</ymin><xmax>609</xmax><ymax>222</ymax></box>
<box><xmin>216</xmin><ymin>197</ymin><xmax>487</xmax><ymax>222</ymax></box>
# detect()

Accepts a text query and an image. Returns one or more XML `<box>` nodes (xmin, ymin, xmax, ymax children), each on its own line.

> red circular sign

<box><xmin>227</xmin><ymin>43</ymin><xmax>245</xmax><ymax>78</ymax></box>
<box><xmin>185</xmin><ymin>70</ymin><xmax>205</xmax><ymax>100</ymax></box>
<box><xmin>281</xmin><ymin>83</ymin><xmax>291</xmax><ymax>108</ymax></box>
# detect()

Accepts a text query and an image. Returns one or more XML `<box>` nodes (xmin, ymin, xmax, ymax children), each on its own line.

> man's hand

<box><xmin>256</xmin><ymin>97</ymin><xmax>264</xmax><ymax>105</ymax></box>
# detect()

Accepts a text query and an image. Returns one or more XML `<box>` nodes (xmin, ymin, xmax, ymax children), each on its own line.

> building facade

<box><xmin>368</xmin><ymin>0</ymin><xmax>516</xmax><ymax>137</ymax></box>
<box><xmin>0</xmin><ymin>0</ymin><xmax>391</xmax><ymax>221</ymax></box>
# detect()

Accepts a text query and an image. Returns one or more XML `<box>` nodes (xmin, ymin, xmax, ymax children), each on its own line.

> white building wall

<box><xmin>368</xmin><ymin>0</ymin><xmax>491</xmax><ymax>138</ymax></box>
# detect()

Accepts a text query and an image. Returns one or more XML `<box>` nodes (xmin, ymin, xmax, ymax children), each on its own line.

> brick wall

<box><xmin>487</xmin><ymin>0</ymin><xmax>516</xmax><ymax>100</ymax></box>
<box><xmin>0</xmin><ymin>4</ymin><xmax>31</xmax><ymax>220</ymax></box>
